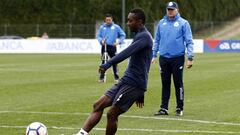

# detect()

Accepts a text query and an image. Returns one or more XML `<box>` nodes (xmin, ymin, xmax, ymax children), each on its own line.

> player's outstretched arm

<box><xmin>99</xmin><ymin>62</ymin><xmax>111</xmax><ymax>74</ymax></box>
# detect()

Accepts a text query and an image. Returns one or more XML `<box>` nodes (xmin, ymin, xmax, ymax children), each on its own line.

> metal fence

<box><xmin>0</xmin><ymin>22</ymin><xmax>235</xmax><ymax>39</ymax></box>
<box><xmin>0</xmin><ymin>24</ymin><xmax>96</xmax><ymax>38</ymax></box>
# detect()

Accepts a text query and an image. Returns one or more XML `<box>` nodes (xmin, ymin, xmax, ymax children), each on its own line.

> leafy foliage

<box><xmin>0</xmin><ymin>0</ymin><xmax>240</xmax><ymax>38</ymax></box>
<box><xmin>1</xmin><ymin>0</ymin><xmax>240</xmax><ymax>24</ymax></box>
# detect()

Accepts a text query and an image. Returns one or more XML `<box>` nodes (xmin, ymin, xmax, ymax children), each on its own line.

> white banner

<box><xmin>0</xmin><ymin>39</ymin><xmax>203</xmax><ymax>54</ymax></box>
<box><xmin>0</xmin><ymin>39</ymin><xmax>101</xmax><ymax>54</ymax></box>
<box><xmin>193</xmin><ymin>39</ymin><xmax>204</xmax><ymax>53</ymax></box>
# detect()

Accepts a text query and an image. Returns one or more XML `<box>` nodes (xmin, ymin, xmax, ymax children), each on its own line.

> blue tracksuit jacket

<box><xmin>97</xmin><ymin>22</ymin><xmax>126</xmax><ymax>45</ymax></box>
<box><xmin>152</xmin><ymin>13</ymin><xmax>194</xmax><ymax>60</ymax></box>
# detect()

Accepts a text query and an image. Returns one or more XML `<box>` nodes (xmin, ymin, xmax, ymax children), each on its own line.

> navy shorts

<box><xmin>105</xmin><ymin>81</ymin><xmax>145</xmax><ymax>112</ymax></box>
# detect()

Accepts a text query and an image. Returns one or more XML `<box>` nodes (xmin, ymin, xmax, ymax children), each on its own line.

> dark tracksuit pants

<box><xmin>159</xmin><ymin>55</ymin><xmax>185</xmax><ymax>110</ymax></box>
<box><xmin>100</xmin><ymin>45</ymin><xmax>119</xmax><ymax>80</ymax></box>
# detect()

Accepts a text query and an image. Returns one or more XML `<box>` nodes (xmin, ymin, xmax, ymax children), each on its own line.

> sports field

<box><xmin>0</xmin><ymin>53</ymin><xmax>240</xmax><ymax>135</ymax></box>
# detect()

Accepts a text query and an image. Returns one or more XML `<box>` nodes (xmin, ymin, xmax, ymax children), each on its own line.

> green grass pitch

<box><xmin>0</xmin><ymin>53</ymin><xmax>240</xmax><ymax>135</ymax></box>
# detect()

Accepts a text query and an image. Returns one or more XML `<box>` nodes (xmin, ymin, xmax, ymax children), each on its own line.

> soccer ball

<box><xmin>26</xmin><ymin>122</ymin><xmax>48</xmax><ymax>135</ymax></box>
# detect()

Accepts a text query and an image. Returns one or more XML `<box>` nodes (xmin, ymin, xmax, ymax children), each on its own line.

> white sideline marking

<box><xmin>120</xmin><ymin>115</ymin><xmax>240</xmax><ymax>126</ymax></box>
<box><xmin>0</xmin><ymin>110</ymin><xmax>240</xmax><ymax>126</ymax></box>
<box><xmin>0</xmin><ymin>125</ymin><xmax>240</xmax><ymax>134</ymax></box>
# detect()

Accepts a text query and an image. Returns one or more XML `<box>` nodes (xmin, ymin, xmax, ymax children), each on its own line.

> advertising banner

<box><xmin>204</xmin><ymin>40</ymin><xmax>240</xmax><ymax>52</ymax></box>
<box><xmin>0</xmin><ymin>39</ymin><xmax>204</xmax><ymax>54</ymax></box>
<box><xmin>0</xmin><ymin>39</ymin><xmax>101</xmax><ymax>54</ymax></box>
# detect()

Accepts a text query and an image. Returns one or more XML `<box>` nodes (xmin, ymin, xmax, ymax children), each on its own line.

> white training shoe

<box><xmin>75</xmin><ymin>128</ymin><xmax>88</xmax><ymax>135</ymax></box>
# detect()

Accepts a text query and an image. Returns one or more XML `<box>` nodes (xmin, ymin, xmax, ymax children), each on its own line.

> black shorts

<box><xmin>105</xmin><ymin>81</ymin><xmax>145</xmax><ymax>112</ymax></box>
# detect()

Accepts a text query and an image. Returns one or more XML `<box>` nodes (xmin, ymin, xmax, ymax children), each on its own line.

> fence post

<box><xmin>4</xmin><ymin>24</ymin><xmax>8</xmax><ymax>35</ymax></box>
<box><xmin>69</xmin><ymin>24</ymin><xmax>72</xmax><ymax>38</ymax></box>
<box><xmin>210</xmin><ymin>21</ymin><xmax>214</xmax><ymax>35</ymax></box>
<box><xmin>36</xmin><ymin>24</ymin><xmax>40</xmax><ymax>36</ymax></box>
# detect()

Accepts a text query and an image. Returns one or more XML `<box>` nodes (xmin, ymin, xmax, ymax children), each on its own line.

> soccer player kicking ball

<box><xmin>75</xmin><ymin>8</ymin><xmax>153</xmax><ymax>135</ymax></box>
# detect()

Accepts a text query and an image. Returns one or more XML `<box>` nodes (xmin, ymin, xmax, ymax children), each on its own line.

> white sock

<box><xmin>77</xmin><ymin>128</ymin><xmax>88</xmax><ymax>135</ymax></box>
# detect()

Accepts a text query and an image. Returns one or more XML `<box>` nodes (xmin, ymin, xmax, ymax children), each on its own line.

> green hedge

<box><xmin>0</xmin><ymin>0</ymin><xmax>240</xmax><ymax>38</ymax></box>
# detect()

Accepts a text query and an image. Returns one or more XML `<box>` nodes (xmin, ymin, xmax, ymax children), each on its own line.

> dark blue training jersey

<box><xmin>101</xmin><ymin>27</ymin><xmax>153</xmax><ymax>90</ymax></box>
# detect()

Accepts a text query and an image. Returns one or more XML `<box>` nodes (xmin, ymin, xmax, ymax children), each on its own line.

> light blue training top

<box><xmin>97</xmin><ymin>22</ymin><xmax>126</xmax><ymax>46</ymax></box>
<box><xmin>152</xmin><ymin>13</ymin><xmax>194</xmax><ymax>60</ymax></box>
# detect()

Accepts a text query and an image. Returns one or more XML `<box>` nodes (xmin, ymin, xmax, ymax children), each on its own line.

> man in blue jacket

<box><xmin>97</xmin><ymin>14</ymin><xmax>126</xmax><ymax>83</ymax></box>
<box><xmin>76</xmin><ymin>8</ymin><xmax>153</xmax><ymax>135</ymax></box>
<box><xmin>152</xmin><ymin>1</ymin><xmax>194</xmax><ymax>116</ymax></box>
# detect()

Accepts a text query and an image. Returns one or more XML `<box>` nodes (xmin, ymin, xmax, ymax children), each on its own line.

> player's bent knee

<box><xmin>92</xmin><ymin>95</ymin><xmax>112</xmax><ymax>112</ymax></box>
<box><xmin>92</xmin><ymin>102</ymin><xmax>103</xmax><ymax>112</ymax></box>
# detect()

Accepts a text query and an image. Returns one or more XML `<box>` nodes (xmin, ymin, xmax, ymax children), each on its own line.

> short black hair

<box><xmin>130</xmin><ymin>8</ymin><xmax>146</xmax><ymax>24</ymax></box>
<box><xmin>105</xmin><ymin>13</ymin><xmax>113</xmax><ymax>18</ymax></box>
